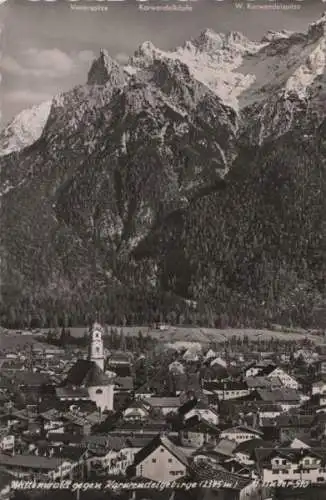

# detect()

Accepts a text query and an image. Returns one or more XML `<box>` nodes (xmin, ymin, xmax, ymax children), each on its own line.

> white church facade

<box><xmin>56</xmin><ymin>323</ymin><xmax>116</xmax><ymax>412</ymax></box>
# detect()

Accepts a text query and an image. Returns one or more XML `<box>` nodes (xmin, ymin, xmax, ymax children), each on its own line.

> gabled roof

<box><xmin>47</xmin><ymin>432</ymin><xmax>84</xmax><ymax>444</ymax></box>
<box><xmin>183</xmin><ymin>417</ymin><xmax>220</xmax><ymax>435</ymax></box>
<box><xmin>146</xmin><ymin>397</ymin><xmax>181</xmax><ymax>408</ymax></box>
<box><xmin>189</xmin><ymin>462</ymin><xmax>252</xmax><ymax>489</ymax></box>
<box><xmin>204</xmin><ymin>380</ymin><xmax>248</xmax><ymax>391</ymax></box>
<box><xmin>52</xmin><ymin>445</ymin><xmax>87</xmax><ymax>461</ymax></box>
<box><xmin>11</xmin><ymin>371</ymin><xmax>51</xmax><ymax>386</ymax></box>
<box><xmin>62</xmin><ymin>360</ymin><xmax>114</xmax><ymax>387</ymax></box>
<box><xmin>212</xmin><ymin>439</ymin><xmax>238</xmax><ymax>457</ymax></box>
<box><xmin>55</xmin><ymin>387</ymin><xmax>90</xmax><ymax>399</ymax></box>
<box><xmin>127</xmin><ymin>400</ymin><xmax>149</xmax><ymax>410</ymax></box>
<box><xmin>124</xmin><ymin>436</ymin><xmax>157</xmax><ymax>449</ymax></box>
<box><xmin>61</xmin><ymin>411</ymin><xmax>90</xmax><ymax>427</ymax></box>
<box><xmin>39</xmin><ymin>409</ymin><xmax>62</xmax><ymax>421</ymax></box>
<box><xmin>82</xmin><ymin>434</ymin><xmax>126</xmax><ymax>451</ymax></box>
<box><xmin>313</xmin><ymin>380</ymin><xmax>326</xmax><ymax>387</ymax></box>
<box><xmin>255</xmin><ymin>447</ymin><xmax>326</xmax><ymax>468</ymax></box>
<box><xmin>245</xmin><ymin>376</ymin><xmax>282</xmax><ymax>389</ymax></box>
<box><xmin>221</xmin><ymin>425</ymin><xmax>263</xmax><ymax>436</ymax></box>
<box><xmin>235</xmin><ymin>439</ymin><xmax>273</xmax><ymax>455</ymax></box>
<box><xmin>0</xmin><ymin>453</ymin><xmax>64</xmax><ymax>470</ymax></box>
<box><xmin>276</xmin><ymin>415</ymin><xmax>314</xmax><ymax>428</ymax></box>
<box><xmin>257</xmin><ymin>388</ymin><xmax>300</xmax><ymax>403</ymax></box>
<box><xmin>178</xmin><ymin>397</ymin><xmax>198</xmax><ymax>416</ymax></box>
<box><xmin>132</xmin><ymin>434</ymin><xmax>189</xmax><ymax>468</ymax></box>
<box><xmin>115</xmin><ymin>376</ymin><xmax>134</xmax><ymax>391</ymax></box>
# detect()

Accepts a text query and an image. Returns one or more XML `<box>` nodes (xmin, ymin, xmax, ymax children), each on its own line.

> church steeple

<box><xmin>89</xmin><ymin>322</ymin><xmax>105</xmax><ymax>371</ymax></box>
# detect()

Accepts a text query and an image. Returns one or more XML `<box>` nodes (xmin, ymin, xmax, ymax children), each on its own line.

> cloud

<box><xmin>5</xmin><ymin>90</ymin><xmax>53</xmax><ymax>105</ymax></box>
<box><xmin>114</xmin><ymin>52</ymin><xmax>129</xmax><ymax>64</ymax></box>
<box><xmin>77</xmin><ymin>50</ymin><xmax>95</xmax><ymax>63</ymax></box>
<box><xmin>1</xmin><ymin>48</ymin><xmax>95</xmax><ymax>80</ymax></box>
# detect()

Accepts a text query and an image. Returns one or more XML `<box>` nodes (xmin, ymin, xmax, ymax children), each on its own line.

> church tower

<box><xmin>89</xmin><ymin>322</ymin><xmax>105</xmax><ymax>371</ymax></box>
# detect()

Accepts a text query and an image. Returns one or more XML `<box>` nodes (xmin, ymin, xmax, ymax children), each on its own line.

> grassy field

<box><xmin>1</xmin><ymin>325</ymin><xmax>325</xmax><ymax>350</ymax></box>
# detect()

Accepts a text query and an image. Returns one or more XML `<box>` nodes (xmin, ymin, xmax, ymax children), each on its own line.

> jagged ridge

<box><xmin>0</xmin><ymin>15</ymin><xmax>326</xmax><ymax>328</ymax></box>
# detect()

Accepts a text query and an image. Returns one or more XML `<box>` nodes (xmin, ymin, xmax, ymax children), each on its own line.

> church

<box><xmin>55</xmin><ymin>323</ymin><xmax>116</xmax><ymax>412</ymax></box>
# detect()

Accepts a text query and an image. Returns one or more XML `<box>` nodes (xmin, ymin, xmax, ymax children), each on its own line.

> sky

<box><xmin>0</xmin><ymin>0</ymin><xmax>325</xmax><ymax>126</ymax></box>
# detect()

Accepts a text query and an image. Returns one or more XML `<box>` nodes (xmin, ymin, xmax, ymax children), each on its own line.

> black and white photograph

<box><xmin>0</xmin><ymin>0</ymin><xmax>326</xmax><ymax>499</ymax></box>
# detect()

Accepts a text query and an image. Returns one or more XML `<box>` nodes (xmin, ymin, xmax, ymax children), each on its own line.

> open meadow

<box><xmin>1</xmin><ymin>325</ymin><xmax>325</xmax><ymax>351</ymax></box>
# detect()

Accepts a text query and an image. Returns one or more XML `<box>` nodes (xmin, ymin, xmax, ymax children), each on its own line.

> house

<box><xmin>115</xmin><ymin>376</ymin><xmax>134</xmax><ymax>394</ymax></box>
<box><xmin>265</xmin><ymin>367</ymin><xmax>300</xmax><ymax>390</ymax></box>
<box><xmin>144</xmin><ymin>397</ymin><xmax>181</xmax><ymax>416</ymax></box>
<box><xmin>234</xmin><ymin>438</ymin><xmax>273</xmax><ymax>466</ymax></box>
<box><xmin>250</xmin><ymin>388</ymin><xmax>302</xmax><ymax>411</ymax></box>
<box><xmin>255</xmin><ymin>447</ymin><xmax>326</xmax><ymax>485</ymax></box>
<box><xmin>219</xmin><ymin>426</ymin><xmax>263</xmax><ymax>444</ymax></box>
<box><xmin>0</xmin><ymin>433</ymin><xmax>14</xmax><ymax>452</ymax></box>
<box><xmin>316</xmin><ymin>356</ymin><xmax>326</xmax><ymax>376</ymax></box>
<box><xmin>122</xmin><ymin>401</ymin><xmax>150</xmax><ymax>421</ymax></box>
<box><xmin>0</xmin><ymin>453</ymin><xmax>73</xmax><ymax>479</ymax></box>
<box><xmin>134</xmin><ymin>385</ymin><xmax>155</xmax><ymax>400</ymax></box>
<box><xmin>108</xmin><ymin>419</ymin><xmax>172</xmax><ymax>438</ymax></box>
<box><xmin>256</xmin><ymin>404</ymin><xmax>283</xmax><ymax>424</ymax></box>
<box><xmin>186</xmin><ymin>461</ymin><xmax>259</xmax><ymax>500</ymax></box>
<box><xmin>107</xmin><ymin>351</ymin><xmax>133</xmax><ymax>377</ymax></box>
<box><xmin>312</xmin><ymin>380</ymin><xmax>326</xmax><ymax>396</ymax></box>
<box><xmin>60</xmin><ymin>411</ymin><xmax>92</xmax><ymax>436</ymax></box>
<box><xmin>244</xmin><ymin>362</ymin><xmax>276</xmax><ymax>378</ymax></box>
<box><xmin>178</xmin><ymin>398</ymin><xmax>219</xmax><ymax>426</ymax></box>
<box><xmin>130</xmin><ymin>434</ymin><xmax>189</xmax><ymax>481</ymax></box>
<box><xmin>287</xmin><ymin>438</ymin><xmax>311</xmax><ymax>449</ymax></box>
<box><xmin>86</xmin><ymin>434</ymin><xmax>152</xmax><ymax>475</ymax></box>
<box><xmin>10</xmin><ymin>371</ymin><xmax>51</xmax><ymax>392</ymax></box>
<box><xmin>312</xmin><ymin>413</ymin><xmax>326</xmax><ymax>440</ymax></box>
<box><xmin>0</xmin><ymin>469</ymin><xmax>12</xmax><ymax>500</ymax></box>
<box><xmin>204</xmin><ymin>381</ymin><xmax>250</xmax><ymax>401</ymax></box>
<box><xmin>179</xmin><ymin>417</ymin><xmax>220</xmax><ymax>448</ymax></box>
<box><xmin>197</xmin><ymin>438</ymin><xmax>238</xmax><ymax>462</ymax></box>
<box><xmin>245</xmin><ymin>376</ymin><xmax>283</xmax><ymax>391</ymax></box>
<box><xmin>204</xmin><ymin>349</ymin><xmax>217</xmax><ymax>363</ymax></box>
<box><xmin>210</xmin><ymin>356</ymin><xmax>227</xmax><ymax>369</ymax></box>
<box><xmin>276</xmin><ymin>415</ymin><xmax>315</xmax><ymax>444</ymax></box>
<box><xmin>46</xmin><ymin>432</ymin><xmax>84</xmax><ymax>447</ymax></box>
<box><xmin>38</xmin><ymin>409</ymin><xmax>65</xmax><ymax>434</ymax></box>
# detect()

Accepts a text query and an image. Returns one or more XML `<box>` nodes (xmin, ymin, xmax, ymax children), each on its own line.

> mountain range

<box><xmin>1</xmin><ymin>14</ymin><xmax>326</xmax><ymax>329</ymax></box>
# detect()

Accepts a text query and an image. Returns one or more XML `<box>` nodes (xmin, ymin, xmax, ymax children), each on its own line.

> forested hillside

<box><xmin>1</xmin><ymin>20</ymin><xmax>326</xmax><ymax>330</ymax></box>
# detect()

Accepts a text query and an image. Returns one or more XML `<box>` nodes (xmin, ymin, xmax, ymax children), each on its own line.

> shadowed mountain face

<box><xmin>1</xmin><ymin>17</ymin><xmax>326</xmax><ymax>329</ymax></box>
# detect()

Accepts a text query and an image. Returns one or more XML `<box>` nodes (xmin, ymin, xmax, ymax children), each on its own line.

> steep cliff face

<box><xmin>0</xmin><ymin>54</ymin><xmax>236</xmax><ymax>318</ymax></box>
<box><xmin>1</xmin><ymin>15</ymin><xmax>326</xmax><ymax>327</ymax></box>
<box><xmin>0</xmin><ymin>101</ymin><xmax>52</xmax><ymax>157</ymax></box>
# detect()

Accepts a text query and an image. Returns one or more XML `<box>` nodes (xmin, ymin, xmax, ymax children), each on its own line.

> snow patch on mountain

<box><xmin>285</xmin><ymin>38</ymin><xmax>326</xmax><ymax>98</ymax></box>
<box><xmin>128</xmin><ymin>30</ymin><xmax>266</xmax><ymax>110</ymax></box>
<box><xmin>261</xmin><ymin>30</ymin><xmax>294</xmax><ymax>43</ymax></box>
<box><xmin>127</xmin><ymin>20</ymin><xmax>326</xmax><ymax>111</ymax></box>
<box><xmin>0</xmin><ymin>101</ymin><xmax>52</xmax><ymax>156</ymax></box>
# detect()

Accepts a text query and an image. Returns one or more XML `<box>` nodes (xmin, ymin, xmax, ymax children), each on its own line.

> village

<box><xmin>0</xmin><ymin>324</ymin><xmax>326</xmax><ymax>500</ymax></box>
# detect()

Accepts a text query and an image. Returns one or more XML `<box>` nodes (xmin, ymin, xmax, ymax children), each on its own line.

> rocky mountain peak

<box><xmin>225</xmin><ymin>30</ymin><xmax>249</xmax><ymax>45</ymax></box>
<box><xmin>192</xmin><ymin>28</ymin><xmax>224</xmax><ymax>52</ymax></box>
<box><xmin>134</xmin><ymin>40</ymin><xmax>157</xmax><ymax>57</ymax></box>
<box><xmin>87</xmin><ymin>49</ymin><xmax>126</xmax><ymax>86</ymax></box>
<box><xmin>261</xmin><ymin>30</ymin><xmax>293</xmax><ymax>43</ymax></box>
<box><xmin>0</xmin><ymin>14</ymin><xmax>326</xmax><ymax>329</ymax></box>
<box><xmin>129</xmin><ymin>41</ymin><xmax>162</xmax><ymax>69</ymax></box>
<box><xmin>0</xmin><ymin>100</ymin><xmax>52</xmax><ymax>157</ymax></box>
<box><xmin>308</xmin><ymin>11</ymin><xmax>326</xmax><ymax>40</ymax></box>
<box><xmin>149</xmin><ymin>57</ymin><xmax>192</xmax><ymax>84</ymax></box>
